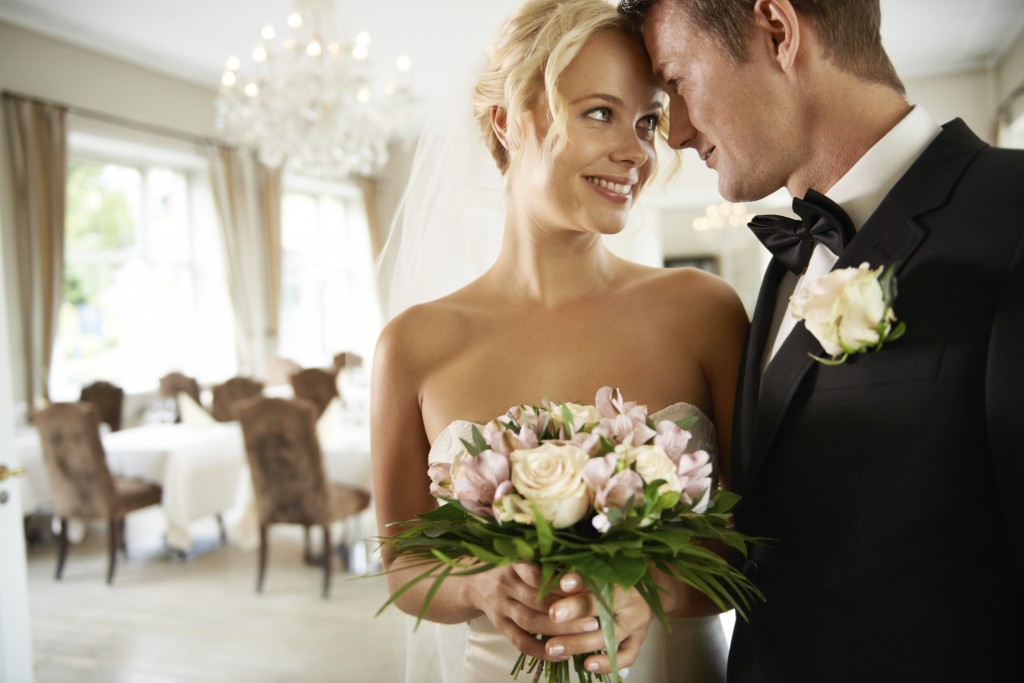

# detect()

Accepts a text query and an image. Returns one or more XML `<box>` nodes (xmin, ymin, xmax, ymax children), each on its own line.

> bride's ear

<box><xmin>490</xmin><ymin>106</ymin><xmax>511</xmax><ymax>150</ymax></box>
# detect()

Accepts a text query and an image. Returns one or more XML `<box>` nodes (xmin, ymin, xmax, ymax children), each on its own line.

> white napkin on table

<box><xmin>178</xmin><ymin>391</ymin><xmax>216</xmax><ymax>427</ymax></box>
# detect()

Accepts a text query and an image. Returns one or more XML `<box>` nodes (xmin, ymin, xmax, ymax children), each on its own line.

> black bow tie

<box><xmin>748</xmin><ymin>189</ymin><xmax>855</xmax><ymax>275</ymax></box>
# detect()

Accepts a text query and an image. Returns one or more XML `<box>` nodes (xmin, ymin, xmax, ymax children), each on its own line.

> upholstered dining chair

<box><xmin>34</xmin><ymin>402</ymin><xmax>163</xmax><ymax>584</ymax></box>
<box><xmin>289</xmin><ymin>368</ymin><xmax>338</xmax><ymax>417</ymax></box>
<box><xmin>158</xmin><ymin>371</ymin><xmax>202</xmax><ymax>422</ymax></box>
<box><xmin>238</xmin><ymin>397</ymin><xmax>371</xmax><ymax>598</ymax></box>
<box><xmin>79</xmin><ymin>380</ymin><xmax>125</xmax><ymax>432</ymax></box>
<box><xmin>211</xmin><ymin>376</ymin><xmax>264</xmax><ymax>422</ymax></box>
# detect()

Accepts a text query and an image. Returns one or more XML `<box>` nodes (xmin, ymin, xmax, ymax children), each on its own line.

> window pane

<box><xmin>278</xmin><ymin>185</ymin><xmax>381</xmax><ymax>369</ymax></box>
<box><xmin>53</xmin><ymin>153</ymin><xmax>215</xmax><ymax>400</ymax></box>
<box><xmin>146</xmin><ymin>167</ymin><xmax>191</xmax><ymax>263</ymax></box>
<box><xmin>65</xmin><ymin>160</ymin><xmax>139</xmax><ymax>252</ymax></box>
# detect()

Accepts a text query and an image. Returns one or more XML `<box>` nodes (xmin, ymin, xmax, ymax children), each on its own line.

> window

<box><xmin>51</xmin><ymin>133</ymin><xmax>235</xmax><ymax>399</ymax></box>
<box><xmin>278</xmin><ymin>178</ymin><xmax>381</xmax><ymax>369</ymax></box>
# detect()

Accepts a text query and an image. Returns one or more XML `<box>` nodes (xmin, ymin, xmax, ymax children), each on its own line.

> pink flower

<box><xmin>676</xmin><ymin>450</ymin><xmax>714</xmax><ymax>513</ymax></box>
<box><xmin>582</xmin><ymin>453</ymin><xmax>645</xmax><ymax>525</ymax></box>
<box><xmin>482</xmin><ymin>419</ymin><xmax>537</xmax><ymax>456</ymax></box>
<box><xmin>594</xmin><ymin>387</ymin><xmax>656</xmax><ymax>445</ymax></box>
<box><xmin>452</xmin><ymin>450</ymin><xmax>511</xmax><ymax>517</ymax></box>
<box><xmin>654</xmin><ymin>420</ymin><xmax>693</xmax><ymax>466</ymax></box>
<box><xmin>428</xmin><ymin>462</ymin><xmax>453</xmax><ymax>499</ymax></box>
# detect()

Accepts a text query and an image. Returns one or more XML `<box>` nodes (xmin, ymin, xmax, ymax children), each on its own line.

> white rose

<box><xmin>618</xmin><ymin>444</ymin><xmax>681</xmax><ymax>495</ymax></box>
<box><xmin>549</xmin><ymin>402</ymin><xmax>602</xmax><ymax>432</ymax></box>
<box><xmin>509</xmin><ymin>443</ymin><xmax>591</xmax><ymax>528</ymax></box>
<box><xmin>789</xmin><ymin>263</ymin><xmax>892</xmax><ymax>356</ymax></box>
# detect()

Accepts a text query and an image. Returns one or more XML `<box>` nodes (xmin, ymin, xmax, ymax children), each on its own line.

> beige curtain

<box><xmin>204</xmin><ymin>145</ymin><xmax>282</xmax><ymax>378</ymax></box>
<box><xmin>355</xmin><ymin>177</ymin><xmax>387</xmax><ymax>259</ymax></box>
<box><xmin>2</xmin><ymin>94</ymin><xmax>67</xmax><ymax>407</ymax></box>
<box><xmin>259</xmin><ymin>163</ymin><xmax>282</xmax><ymax>363</ymax></box>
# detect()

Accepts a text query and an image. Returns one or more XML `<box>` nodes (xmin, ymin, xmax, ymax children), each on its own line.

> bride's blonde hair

<box><xmin>473</xmin><ymin>0</ymin><xmax>648</xmax><ymax>175</ymax></box>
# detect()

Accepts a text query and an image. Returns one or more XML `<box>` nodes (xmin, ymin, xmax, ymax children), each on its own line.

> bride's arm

<box><xmin>370</xmin><ymin>310</ymin><xmax>590</xmax><ymax>661</ymax></box>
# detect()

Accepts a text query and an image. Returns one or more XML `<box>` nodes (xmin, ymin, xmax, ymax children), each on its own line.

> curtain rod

<box><xmin>2</xmin><ymin>89</ymin><xmax>220</xmax><ymax>148</ymax></box>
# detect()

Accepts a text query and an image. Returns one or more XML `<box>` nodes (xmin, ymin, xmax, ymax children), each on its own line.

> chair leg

<box><xmin>302</xmin><ymin>524</ymin><xmax>312</xmax><ymax>564</ymax></box>
<box><xmin>107</xmin><ymin>518</ymin><xmax>120</xmax><ymax>585</ymax></box>
<box><xmin>119</xmin><ymin>518</ymin><xmax>128</xmax><ymax>557</ymax></box>
<box><xmin>216</xmin><ymin>513</ymin><xmax>227</xmax><ymax>546</ymax></box>
<box><xmin>55</xmin><ymin>517</ymin><xmax>69</xmax><ymax>580</ymax></box>
<box><xmin>256</xmin><ymin>523</ymin><xmax>268</xmax><ymax>594</ymax></box>
<box><xmin>321</xmin><ymin>525</ymin><xmax>333</xmax><ymax>599</ymax></box>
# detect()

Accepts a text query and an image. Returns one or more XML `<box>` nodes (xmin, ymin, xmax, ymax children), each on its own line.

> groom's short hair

<box><xmin>619</xmin><ymin>0</ymin><xmax>905</xmax><ymax>94</ymax></box>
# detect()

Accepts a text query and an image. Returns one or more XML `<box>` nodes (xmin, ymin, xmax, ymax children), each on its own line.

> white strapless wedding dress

<box><xmin>404</xmin><ymin>402</ymin><xmax>728</xmax><ymax>683</ymax></box>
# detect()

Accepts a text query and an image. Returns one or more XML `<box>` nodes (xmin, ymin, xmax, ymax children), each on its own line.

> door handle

<box><xmin>0</xmin><ymin>464</ymin><xmax>27</xmax><ymax>481</ymax></box>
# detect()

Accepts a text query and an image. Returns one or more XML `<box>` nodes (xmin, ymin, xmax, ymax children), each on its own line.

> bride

<box><xmin>370</xmin><ymin>0</ymin><xmax>747</xmax><ymax>680</ymax></box>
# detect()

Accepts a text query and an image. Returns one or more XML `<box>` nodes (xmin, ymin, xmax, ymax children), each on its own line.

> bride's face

<box><xmin>509</xmin><ymin>29</ymin><xmax>662</xmax><ymax>237</ymax></box>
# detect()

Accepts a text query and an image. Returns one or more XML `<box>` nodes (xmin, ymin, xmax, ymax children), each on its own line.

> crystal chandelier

<box><xmin>215</xmin><ymin>0</ymin><xmax>414</xmax><ymax>179</ymax></box>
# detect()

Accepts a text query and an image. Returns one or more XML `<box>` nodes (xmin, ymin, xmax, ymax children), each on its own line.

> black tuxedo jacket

<box><xmin>727</xmin><ymin>120</ymin><xmax>1024</xmax><ymax>682</ymax></box>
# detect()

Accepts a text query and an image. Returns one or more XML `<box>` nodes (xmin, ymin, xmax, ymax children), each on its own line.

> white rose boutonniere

<box><xmin>789</xmin><ymin>262</ymin><xmax>906</xmax><ymax>366</ymax></box>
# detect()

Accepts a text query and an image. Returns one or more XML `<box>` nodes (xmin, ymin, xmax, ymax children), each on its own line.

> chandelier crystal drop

<box><xmin>215</xmin><ymin>0</ymin><xmax>415</xmax><ymax>179</ymax></box>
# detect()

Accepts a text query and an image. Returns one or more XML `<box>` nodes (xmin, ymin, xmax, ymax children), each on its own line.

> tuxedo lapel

<box><xmin>733</xmin><ymin>260</ymin><xmax>785</xmax><ymax>494</ymax></box>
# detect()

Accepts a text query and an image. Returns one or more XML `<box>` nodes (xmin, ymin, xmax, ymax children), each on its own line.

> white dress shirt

<box><xmin>761</xmin><ymin>106</ymin><xmax>943</xmax><ymax>371</ymax></box>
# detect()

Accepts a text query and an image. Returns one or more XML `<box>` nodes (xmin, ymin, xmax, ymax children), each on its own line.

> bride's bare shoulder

<box><xmin>375</xmin><ymin>288</ymin><xmax>487</xmax><ymax>369</ymax></box>
<box><xmin>620</xmin><ymin>261</ymin><xmax>742</xmax><ymax>309</ymax></box>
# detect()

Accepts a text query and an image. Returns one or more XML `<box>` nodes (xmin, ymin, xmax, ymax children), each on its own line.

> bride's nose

<box><xmin>610</xmin><ymin>129</ymin><xmax>649</xmax><ymax>167</ymax></box>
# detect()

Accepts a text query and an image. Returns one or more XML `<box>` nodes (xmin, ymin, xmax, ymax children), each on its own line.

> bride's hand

<box><xmin>543</xmin><ymin>572</ymin><xmax>654</xmax><ymax>673</ymax></box>
<box><xmin>467</xmin><ymin>564</ymin><xmax>601</xmax><ymax>661</ymax></box>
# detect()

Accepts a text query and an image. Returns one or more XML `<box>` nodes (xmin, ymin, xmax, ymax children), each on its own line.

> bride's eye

<box><xmin>585</xmin><ymin>107</ymin><xmax>612</xmax><ymax>122</ymax></box>
<box><xmin>637</xmin><ymin>114</ymin><xmax>661</xmax><ymax>140</ymax></box>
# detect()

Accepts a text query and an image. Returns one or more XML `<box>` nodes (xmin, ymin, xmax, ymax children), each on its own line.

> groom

<box><xmin>621</xmin><ymin>0</ymin><xmax>1024</xmax><ymax>680</ymax></box>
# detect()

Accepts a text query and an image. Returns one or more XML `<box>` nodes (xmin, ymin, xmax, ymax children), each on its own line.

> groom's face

<box><xmin>643</xmin><ymin>1</ymin><xmax>800</xmax><ymax>201</ymax></box>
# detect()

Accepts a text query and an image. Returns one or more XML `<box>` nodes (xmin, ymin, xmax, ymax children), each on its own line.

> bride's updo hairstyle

<box><xmin>473</xmin><ymin>0</ymin><xmax>645</xmax><ymax>175</ymax></box>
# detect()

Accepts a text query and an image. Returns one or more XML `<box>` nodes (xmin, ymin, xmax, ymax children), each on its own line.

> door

<box><xmin>0</xmin><ymin>283</ymin><xmax>34</xmax><ymax>682</ymax></box>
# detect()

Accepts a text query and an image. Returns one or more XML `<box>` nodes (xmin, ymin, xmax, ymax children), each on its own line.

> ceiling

<box><xmin>2</xmin><ymin>0</ymin><xmax>1023</xmax><ymax>114</ymax></box>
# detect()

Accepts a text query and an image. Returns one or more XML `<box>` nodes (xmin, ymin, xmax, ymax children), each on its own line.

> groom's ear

<box><xmin>753</xmin><ymin>0</ymin><xmax>800</xmax><ymax>73</ymax></box>
<box><xmin>490</xmin><ymin>106</ymin><xmax>511</xmax><ymax>150</ymax></box>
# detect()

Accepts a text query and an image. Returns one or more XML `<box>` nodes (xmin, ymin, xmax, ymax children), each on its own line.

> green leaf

<box><xmin>459</xmin><ymin>424</ymin><xmax>489</xmax><ymax>457</ymax></box>
<box><xmin>674</xmin><ymin>415</ymin><xmax>698</xmax><ymax>431</ymax></box>
<box><xmin>561</xmin><ymin>404</ymin><xmax>575</xmax><ymax>437</ymax></box>
<box><xmin>533</xmin><ymin>506</ymin><xmax>554</xmax><ymax>556</ymax></box>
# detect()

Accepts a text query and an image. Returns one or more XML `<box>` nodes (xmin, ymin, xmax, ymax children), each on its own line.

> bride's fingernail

<box><xmin>560</xmin><ymin>575</ymin><xmax>579</xmax><ymax>591</ymax></box>
<box><xmin>553</xmin><ymin>605</ymin><xmax>569</xmax><ymax>621</ymax></box>
<box><xmin>548</xmin><ymin>644</ymin><xmax>565</xmax><ymax>656</ymax></box>
<box><xmin>581</xmin><ymin>619</ymin><xmax>599</xmax><ymax>632</ymax></box>
<box><xmin>586</xmin><ymin>661</ymin><xmax>600</xmax><ymax>672</ymax></box>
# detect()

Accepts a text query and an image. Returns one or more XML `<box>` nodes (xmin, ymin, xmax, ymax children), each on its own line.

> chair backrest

<box><xmin>332</xmin><ymin>351</ymin><xmax>363</xmax><ymax>374</ymax></box>
<box><xmin>34</xmin><ymin>402</ymin><xmax>116</xmax><ymax>519</ymax></box>
<box><xmin>211</xmin><ymin>376</ymin><xmax>264</xmax><ymax>422</ymax></box>
<box><xmin>238</xmin><ymin>397</ymin><xmax>330</xmax><ymax>526</ymax></box>
<box><xmin>289</xmin><ymin>368</ymin><xmax>338</xmax><ymax>417</ymax></box>
<box><xmin>79</xmin><ymin>380</ymin><xmax>125</xmax><ymax>432</ymax></box>
<box><xmin>159</xmin><ymin>372</ymin><xmax>201</xmax><ymax>404</ymax></box>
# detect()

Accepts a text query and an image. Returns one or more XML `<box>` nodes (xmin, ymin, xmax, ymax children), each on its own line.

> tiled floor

<box><xmin>24</xmin><ymin>509</ymin><xmax>406</xmax><ymax>682</ymax></box>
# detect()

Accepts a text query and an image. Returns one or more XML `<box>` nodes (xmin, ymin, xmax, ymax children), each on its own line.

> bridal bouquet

<box><xmin>378</xmin><ymin>387</ymin><xmax>763</xmax><ymax>683</ymax></box>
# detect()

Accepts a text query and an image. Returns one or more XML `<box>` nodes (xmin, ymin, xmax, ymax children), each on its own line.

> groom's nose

<box><xmin>666</xmin><ymin>92</ymin><xmax>697</xmax><ymax>151</ymax></box>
